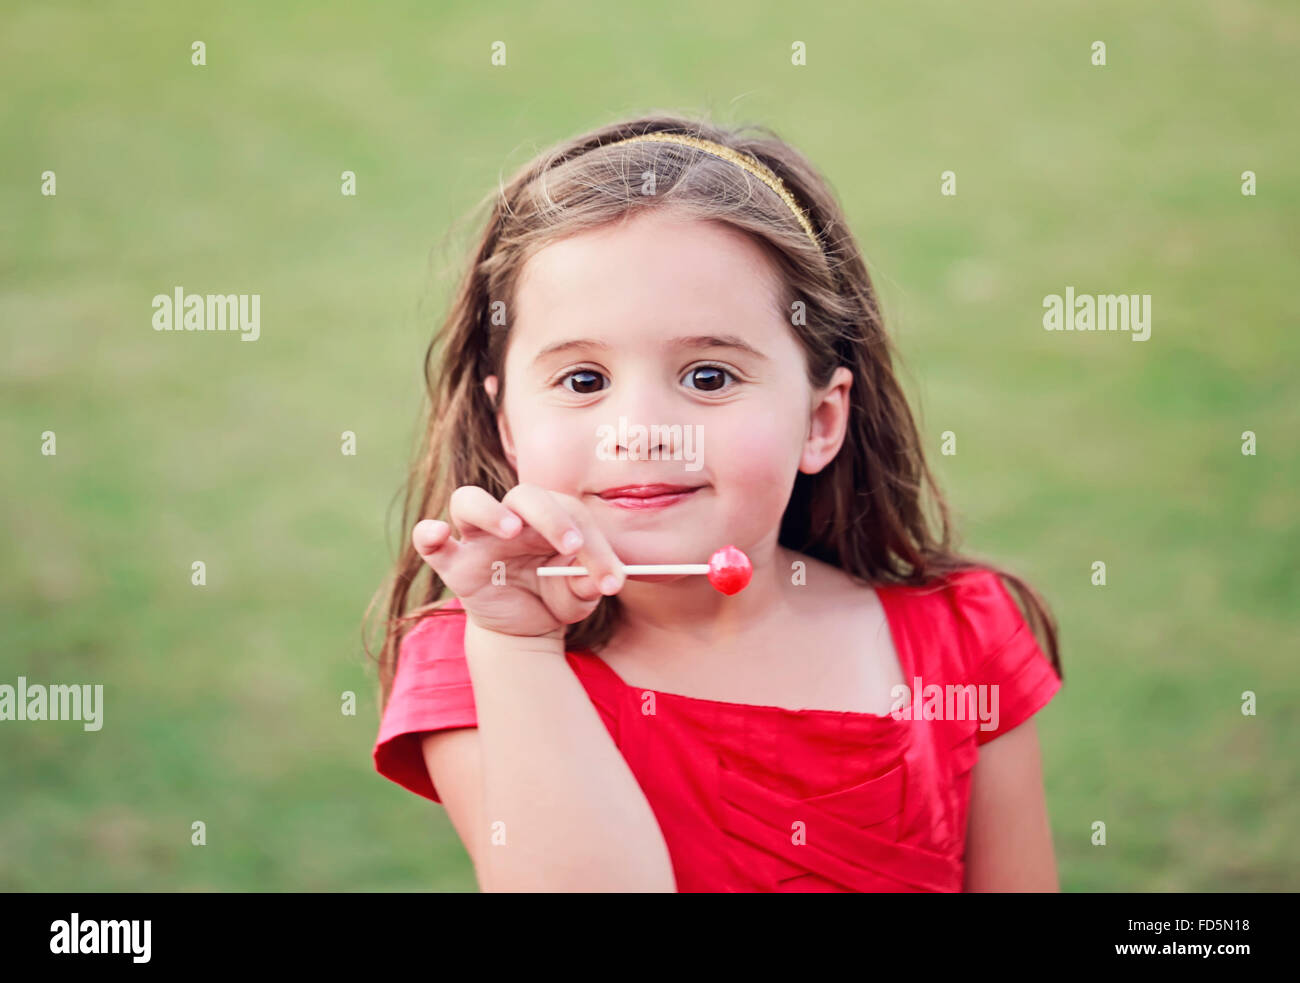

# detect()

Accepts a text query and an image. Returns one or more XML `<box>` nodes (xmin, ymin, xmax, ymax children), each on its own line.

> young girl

<box><xmin>367</xmin><ymin>113</ymin><xmax>1064</xmax><ymax>893</ymax></box>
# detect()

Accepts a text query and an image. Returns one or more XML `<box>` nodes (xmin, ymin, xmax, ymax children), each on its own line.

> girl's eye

<box><xmin>561</xmin><ymin>369</ymin><xmax>608</xmax><ymax>395</ymax></box>
<box><xmin>681</xmin><ymin>364</ymin><xmax>734</xmax><ymax>392</ymax></box>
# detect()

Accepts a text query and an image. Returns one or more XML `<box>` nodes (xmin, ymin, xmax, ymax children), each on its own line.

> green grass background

<box><xmin>2</xmin><ymin>0</ymin><xmax>1296</xmax><ymax>891</ymax></box>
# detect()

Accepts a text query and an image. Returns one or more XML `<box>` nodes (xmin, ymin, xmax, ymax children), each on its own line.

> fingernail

<box><xmin>500</xmin><ymin>515</ymin><xmax>521</xmax><ymax>535</ymax></box>
<box><xmin>562</xmin><ymin>530</ymin><xmax>584</xmax><ymax>553</ymax></box>
<box><xmin>600</xmin><ymin>574</ymin><xmax>620</xmax><ymax>595</ymax></box>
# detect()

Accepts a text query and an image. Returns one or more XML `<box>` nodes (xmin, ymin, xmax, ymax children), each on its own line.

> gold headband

<box><xmin>601</xmin><ymin>132</ymin><xmax>820</xmax><ymax>250</ymax></box>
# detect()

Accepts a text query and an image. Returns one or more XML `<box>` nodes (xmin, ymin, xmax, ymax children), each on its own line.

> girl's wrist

<box><xmin>463</xmin><ymin>615</ymin><xmax>566</xmax><ymax>658</ymax></box>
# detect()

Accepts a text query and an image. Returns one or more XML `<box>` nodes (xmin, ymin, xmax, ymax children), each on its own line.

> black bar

<box><xmin>0</xmin><ymin>891</ymin><xmax>1280</xmax><ymax>969</ymax></box>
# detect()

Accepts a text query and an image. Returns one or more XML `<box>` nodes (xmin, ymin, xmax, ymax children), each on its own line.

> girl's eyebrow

<box><xmin>532</xmin><ymin>334</ymin><xmax>769</xmax><ymax>365</ymax></box>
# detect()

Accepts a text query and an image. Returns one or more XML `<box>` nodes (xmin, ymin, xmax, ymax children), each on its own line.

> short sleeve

<box><xmin>372</xmin><ymin>600</ymin><xmax>476</xmax><ymax>803</ymax></box>
<box><xmin>951</xmin><ymin>570</ymin><xmax>1061</xmax><ymax>745</ymax></box>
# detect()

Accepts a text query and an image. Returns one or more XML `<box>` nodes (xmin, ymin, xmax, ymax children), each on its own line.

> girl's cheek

<box><xmin>712</xmin><ymin>410</ymin><xmax>805</xmax><ymax>489</ymax></box>
<box><xmin>511</xmin><ymin>417</ymin><xmax>594</xmax><ymax>485</ymax></box>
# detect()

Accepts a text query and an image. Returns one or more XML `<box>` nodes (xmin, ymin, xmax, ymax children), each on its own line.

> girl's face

<box><xmin>484</xmin><ymin>208</ymin><xmax>851</xmax><ymax>571</ymax></box>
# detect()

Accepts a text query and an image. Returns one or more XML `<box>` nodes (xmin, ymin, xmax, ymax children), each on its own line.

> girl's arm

<box><xmin>962</xmin><ymin>718</ymin><xmax>1059</xmax><ymax>891</ymax></box>
<box><xmin>428</xmin><ymin>618</ymin><xmax>676</xmax><ymax>892</ymax></box>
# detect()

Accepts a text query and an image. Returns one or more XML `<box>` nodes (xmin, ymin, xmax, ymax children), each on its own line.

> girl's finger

<box><xmin>550</xmin><ymin>580</ymin><xmax>604</xmax><ymax>625</ymax></box>
<box><xmin>552</xmin><ymin>495</ymin><xmax>625</xmax><ymax>596</ymax></box>
<box><xmin>412</xmin><ymin>518</ymin><xmax>457</xmax><ymax>568</ymax></box>
<box><xmin>566</xmin><ymin>572</ymin><xmax>604</xmax><ymax>604</ymax></box>
<box><xmin>501</xmin><ymin>485</ymin><xmax>624</xmax><ymax>596</ymax></box>
<box><xmin>533</xmin><ymin>555</ymin><xmax>605</xmax><ymax>624</ymax></box>
<box><xmin>500</xmin><ymin>483</ymin><xmax>592</xmax><ymax>559</ymax></box>
<box><xmin>447</xmin><ymin>485</ymin><xmax>523</xmax><ymax>540</ymax></box>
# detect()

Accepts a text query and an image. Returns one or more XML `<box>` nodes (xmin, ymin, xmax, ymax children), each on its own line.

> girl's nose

<box><xmin>606</xmin><ymin>387</ymin><xmax>689</xmax><ymax>458</ymax></box>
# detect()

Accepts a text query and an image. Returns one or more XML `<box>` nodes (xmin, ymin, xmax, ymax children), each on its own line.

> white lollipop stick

<box><xmin>536</xmin><ymin>545</ymin><xmax>754</xmax><ymax>596</ymax></box>
<box><xmin>538</xmin><ymin>563</ymin><xmax>708</xmax><ymax>576</ymax></box>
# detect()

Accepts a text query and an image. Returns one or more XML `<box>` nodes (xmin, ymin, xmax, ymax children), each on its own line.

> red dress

<box><xmin>372</xmin><ymin>568</ymin><xmax>1062</xmax><ymax>892</ymax></box>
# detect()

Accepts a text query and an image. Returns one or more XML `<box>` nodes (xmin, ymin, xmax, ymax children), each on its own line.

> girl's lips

<box><xmin>597</xmin><ymin>487</ymin><xmax>701</xmax><ymax>511</ymax></box>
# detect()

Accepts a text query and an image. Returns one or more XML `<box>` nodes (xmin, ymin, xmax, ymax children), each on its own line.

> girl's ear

<box><xmin>483</xmin><ymin>375</ymin><xmax>518</xmax><ymax>469</ymax></box>
<box><xmin>798</xmin><ymin>366</ymin><xmax>853</xmax><ymax>475</ymax></box>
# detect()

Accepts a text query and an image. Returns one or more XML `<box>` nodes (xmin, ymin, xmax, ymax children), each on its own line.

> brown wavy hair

<box><xmin>363</xmin><ymin>110</ymin><xmax>1062</xmax><ymax>712</ymax></box>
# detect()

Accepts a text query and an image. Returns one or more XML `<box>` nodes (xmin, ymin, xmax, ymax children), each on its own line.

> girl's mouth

<box><xmin>595</xmin><ymin>484</ymin><xmax>702</xmax><ymax>511</ymax></box>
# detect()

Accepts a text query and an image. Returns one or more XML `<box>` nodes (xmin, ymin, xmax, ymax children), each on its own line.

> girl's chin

<box><xmin>602</xmin><ymin>532</ymin><xmax>702</xmax><ymax>562</ymax></box>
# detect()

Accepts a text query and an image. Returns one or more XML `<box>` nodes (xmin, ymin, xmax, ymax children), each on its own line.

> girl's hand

<box><xmin>412</xmin><ymin>483</ymin><xmax>626</xmax><ymax>640</ymax></box>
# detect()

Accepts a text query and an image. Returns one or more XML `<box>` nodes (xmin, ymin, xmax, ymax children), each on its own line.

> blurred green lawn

<box><xmin>2</xmin><ymin>0</ymin><xmax>1296</xmax><ymax>891</ymax></box>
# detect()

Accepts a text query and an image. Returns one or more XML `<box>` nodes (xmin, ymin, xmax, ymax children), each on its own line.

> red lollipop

<box><xmin>707</xmin><ymin>545</ymin><xmax>752</xmax><ymax>595</ymax></box>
